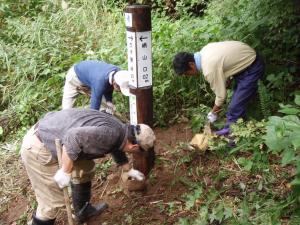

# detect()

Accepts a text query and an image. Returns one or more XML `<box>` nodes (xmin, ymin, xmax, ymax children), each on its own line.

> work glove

<box><xmin>105</xmin><ymin>102</ymin><xmax>116</xmax><ymax>115</ymax></box>
<box><xmin>127</xmin><ymin>168</ymin><xmax>145</xmax><ymax>181</ymax></box>
<box><xmin>207</xmin><ymin>111</ymin><xmax>217</xmax><ymax>123</ymax></box>
<box><xmin>54</xmin><ymin>168</ymin><xmax>71</xmax><ymax>189</ymax></box>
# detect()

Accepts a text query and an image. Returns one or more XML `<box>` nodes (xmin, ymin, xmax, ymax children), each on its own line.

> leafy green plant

<box><xmin>165</xmin><ymin>201</ymin><xmax>183</xmax><ymax>216</ymax></box>
<box><xmin>187</xmin><ymin>104</ymin><xmax>210</xmax><ymax>133</ymax></box>
<box><xmin>184</xmin><ymin>185</ymin><xmax>202</xmax><ymax>210</ymax></box>
<box><xmin>265</xmin><ymin>70</ymin><xmax>295</xmax><ymax>103</ymax></box>
<box><xmin>95</xmin><ymin>158</ymin><xmax>113</xmax><ymax>181</ymax></box>
<box><xmin>265</xmin><ymin>95</ymin><xmax>300</xmax><ymax>198</ymax></box>
<box><xmin>208</xmin><ymin>119</ymin><xmax>270</xmax><ymax>175</ymax></box>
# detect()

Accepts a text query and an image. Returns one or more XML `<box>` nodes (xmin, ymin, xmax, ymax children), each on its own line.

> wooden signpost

<box><xmin>125</xmin><ymin>5</ymin><xmax>154</xmax><ymax>176</ymax></box>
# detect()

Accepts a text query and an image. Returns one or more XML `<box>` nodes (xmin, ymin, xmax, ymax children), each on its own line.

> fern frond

<box><xmin>258</xmin><ymin>80</ymin><xmax>272</xmax><ymax>118</ymax></box>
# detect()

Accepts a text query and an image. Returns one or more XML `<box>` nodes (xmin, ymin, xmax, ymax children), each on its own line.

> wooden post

<box><xmin>125</xmin><ymin>5</ymin><xmax>154</xmax><ymax>176</ymax></box>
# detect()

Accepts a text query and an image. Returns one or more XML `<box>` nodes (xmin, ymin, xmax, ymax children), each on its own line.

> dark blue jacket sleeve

<box><xmin>90</xmin><ymin>86</ymin><xmax>104</xmax><ymax>110</ymax></box>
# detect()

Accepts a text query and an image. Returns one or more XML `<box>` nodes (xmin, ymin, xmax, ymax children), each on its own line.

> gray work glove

<box><xmin>105</xmin><ymin>102</ymin><xmax>116</xmax><ymax>115</ymax></box>
<box><xmin>207</xmin><ymin>111</ymin><xmax>217</xmax><ymax>123</ymax></box>
<box><xmin>127</xmin><ymin>168</ymin><xmax>145</xmax><ymax>181</ymax></box>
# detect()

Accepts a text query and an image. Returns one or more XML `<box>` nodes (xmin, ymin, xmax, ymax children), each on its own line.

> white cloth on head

<box><xmin>114</xmin><ymin>70</ymin><xmax>130</xmax><ymax>96</ymax></box>
<box><xmin>135</xmin><ymin>124</ymin><xmax>156</xmax><ymax>151</ymax></box>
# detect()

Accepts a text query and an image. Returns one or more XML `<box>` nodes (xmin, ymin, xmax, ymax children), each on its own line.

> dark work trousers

<box><xmin>226</xmin><ymin>55</ymin><xmax>265</xmax><ymax>125</ymax></box>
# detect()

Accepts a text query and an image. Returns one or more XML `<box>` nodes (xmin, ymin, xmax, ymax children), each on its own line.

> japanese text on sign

<box><xmin>126</xmin><ymin>31</ymin><xmax>152</xmax><ymax>88</ymax></box>
<box><xmin>136</xmin><ymin>31</ymin><xmax>152</xmax><ymax>87</ymax></box>
<box><xmin>126</xmin><ymin>31</ymin><xmax>137</xmax><ymax>87</ymax></box>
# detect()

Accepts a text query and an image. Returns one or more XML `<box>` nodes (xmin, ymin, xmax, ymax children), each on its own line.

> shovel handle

<box><xmin>55</xmin><ymin>139</ymin><xmax>74</xmax><ymax>225</ymax></box>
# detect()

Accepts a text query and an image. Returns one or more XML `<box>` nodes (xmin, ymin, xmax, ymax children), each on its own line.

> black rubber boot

<box><xmin>32</xmin><ymin>214</ymin><xmax>55</xmax><ymax>225</ymax></box>
<box><xmin>71</xmin><ymin>181</ymin><xmax>108</xmax><ymax>223</ymax></box>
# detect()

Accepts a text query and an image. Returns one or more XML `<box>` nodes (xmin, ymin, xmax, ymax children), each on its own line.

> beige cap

<box><xmin>135</xmin><ymin>124</ymin><xmax>156</xmax><ymax>151</ymax></box>
<box><xmin>114</xmin><ymin>70</ymin><xmax>130</xmax><ymax>96</ymax></box>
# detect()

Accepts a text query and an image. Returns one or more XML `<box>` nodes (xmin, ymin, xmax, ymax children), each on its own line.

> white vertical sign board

<box><xmin>126</xmin><ymin>31</ymin><xmax>152</xmax><ymax>88</ymax></box>
<box><xmin>126</xmin><ymin>31</ymin><xmax>137</xmax><ymax>87</ymax></box>
<box><xmin>136</xmin><ymin>31</ymin><xmax>152</xmax><ymax>87</ymax></box>
<box><xmin>129</xmin><ymin>94</ymin><xmax>138</xmax><ymax>125</ymax></box>
<box><xmin>125</xmin><ymin>14</ymin><xmax>152</xmax><ymax>125</ymax></box>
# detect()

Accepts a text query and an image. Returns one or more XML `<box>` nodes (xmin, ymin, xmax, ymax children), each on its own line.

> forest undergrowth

<box><xmin>0</xmin><ymin>0</ymin><xmax>299</xmax><ymax>224</ymax></box>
